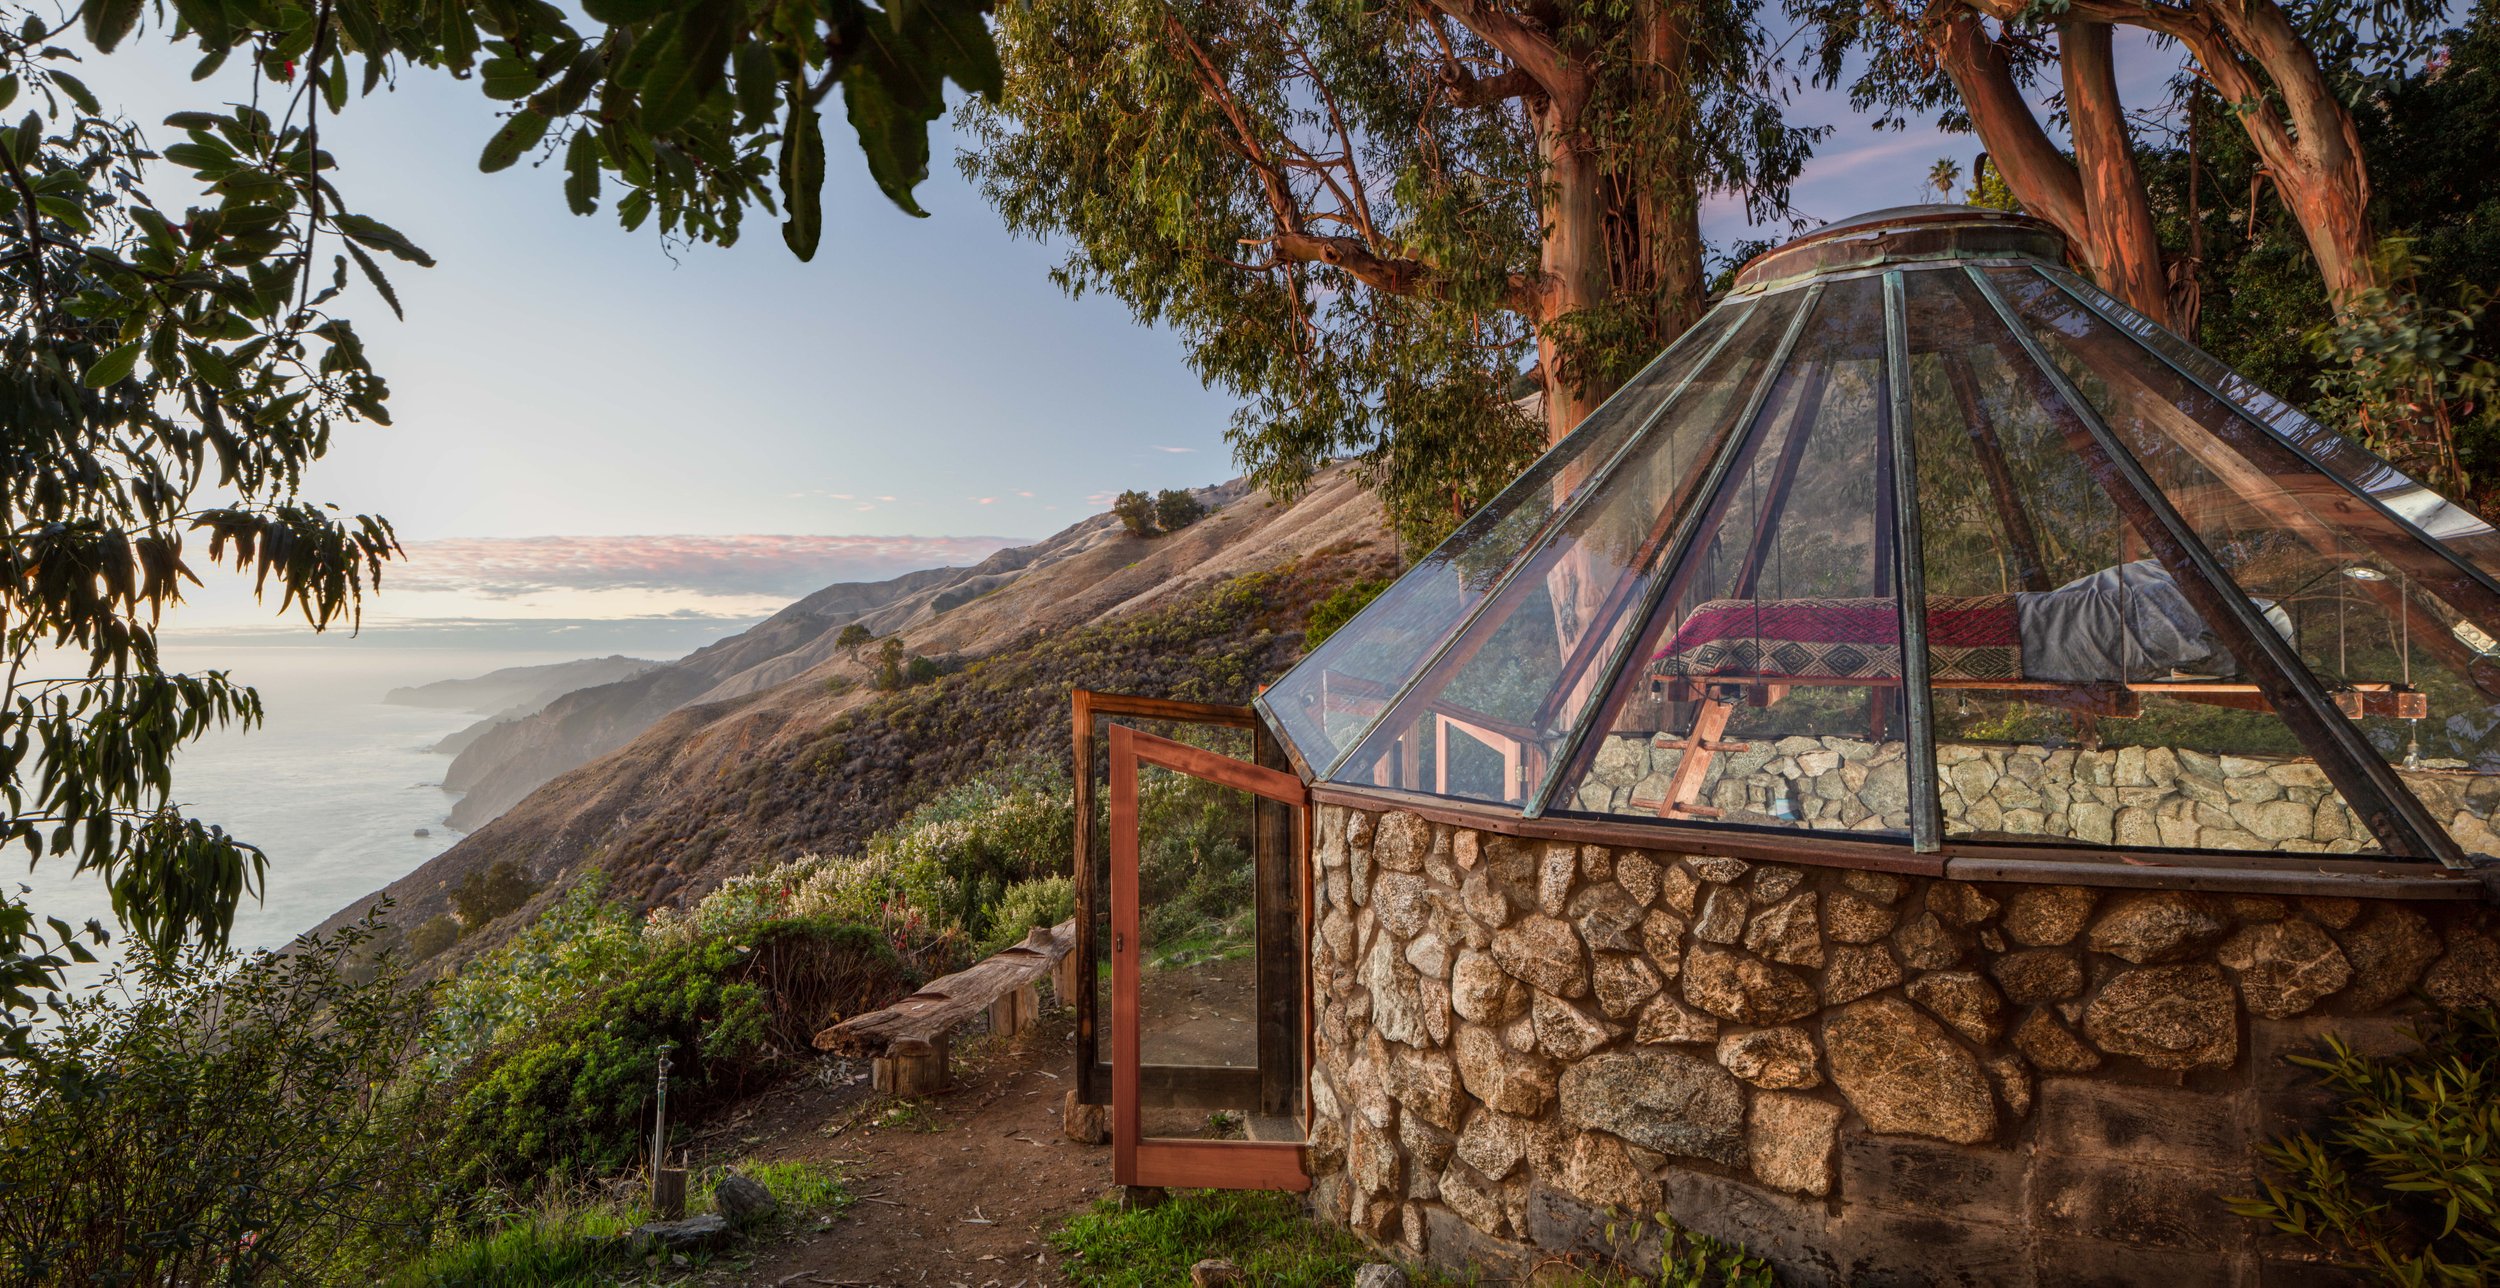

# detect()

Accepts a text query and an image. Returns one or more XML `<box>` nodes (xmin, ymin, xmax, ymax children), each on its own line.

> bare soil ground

<box><xmin>676</xmin><ymin>1010</ymin><xmax>1110</xmax><ymax>1288</ymax></box>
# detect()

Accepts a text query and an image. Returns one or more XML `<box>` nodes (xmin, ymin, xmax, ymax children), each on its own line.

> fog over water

<box><xmin>15</xmin><ymin>641</ymin><xmax>654</xmax><ymax>989</ymax></box>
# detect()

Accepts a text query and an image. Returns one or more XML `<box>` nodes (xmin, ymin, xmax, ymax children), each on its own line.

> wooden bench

<box><xmin>812</xmin><ymin>919</ymin><xmax>1077</xmax><ymax>1097</ymax></box>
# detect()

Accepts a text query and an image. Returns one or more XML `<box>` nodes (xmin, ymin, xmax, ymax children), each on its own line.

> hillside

<box><xmin>386</xmin><ymin>656</ymin><xmax>658</xmax><ymax>758</ymax></box>
<box><xmin>437</xmin><ymin>483</ymin><xmax>1261</xmax><ymax>827</ymax></box>
<box><xmin>385</xmin><ymin>655</ymin><xmax>659</xmax><ymax>713</ymax></box>
<box><xmin>315</xmin><ymin>467</ymin><xmax>1393</xmax><ymax>970</ymax></box>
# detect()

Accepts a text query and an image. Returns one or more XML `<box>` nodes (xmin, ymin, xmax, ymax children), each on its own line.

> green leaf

<box><xmin>330</xmin><ymin>213</ymin><xmax>436</xmax><ymax>267</ymax></box>
<box><xmin>478</xmin><ymin>109</ymin><xmax>553</xmax><ymax>173</ymax></box>
<box><xmin>778</xmin><ymin>89</ymin><xmax>823</xmax><ymax>259</ymax></box>
<box><xmin>480</xmin><ymin>56</ymin><xmax>542</xmax><ymax>101</ymax></box>
<box><xmin>50</xmin><ymin>71</ymin><xmax>100</xmax><ymax>115</ymax></box>
<box><xmin>840</xmin><ymin>75</ymin><xmax>929</xmax><ymax>218</ymax></box>
<box><xmin>732</xmin><ymin>40</ymin><xmax>775</xmax><ymax>125</ymax></box>
<box><xmin>84</xmin><ymin>341</ymin><xmax>142</xmax><ymax>387</ymax></box>
<box><xmin>532</xmin><ymin>47</ymin><xmax>607</xmax><ymax>119</ymax></box>
<box><xmin>82</xmin><ymin>0</ymin><xmax>143</xmax><ymax>53</ymax></box>
<box><xmin>342</xmin><ymin>240</ymin><xmax>403</xmax><ymax>320</ymax></box>
<box><xmin>636</xmin><ymin>0</ymin><xmax>736</xmax><ymax>136</ymax></box>
<box><xmin>562</xmin><ymin>130</ymin><xmax>601</xmax><ymax>215</ymax></box>
<box><xmin>616</xmin><ymin>185</ymin><xmax>651</xmax><ymax>232</ymax></box>
<box><xmin>582</xmin><ymin>0</ymin><xmax>670</xmax><ymax>22</ymax></box>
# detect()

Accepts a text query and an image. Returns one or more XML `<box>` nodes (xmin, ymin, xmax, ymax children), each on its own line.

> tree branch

<box><xmin>1929</xmin><ymin>7</ymin><xmax>2088</xmax><ymax>243</ymax></box>
<box><xmin>1442</xmin><ymin>66</ymin><xmax>1539</xmax><ymax>107</ymax></box>
<box><xmin>1424</xmin><ymin>0</ymin><xmax>1586</xmax><ymax>116</ymax></box>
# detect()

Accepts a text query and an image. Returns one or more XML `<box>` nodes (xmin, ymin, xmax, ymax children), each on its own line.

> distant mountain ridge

<box><xmin>436</xmin><ymin>480</ymin><xmax>1255</xmax><ymax>828</ymax></box>
<box><xmin>307</xmin><ymin>465</ymin><xmax>1392</xmax><ymax>973</ymax></box>
<box><xmin>385</xmin><ymin>656</ymin><xmax>657</xmax><ymax>713</ymax></box>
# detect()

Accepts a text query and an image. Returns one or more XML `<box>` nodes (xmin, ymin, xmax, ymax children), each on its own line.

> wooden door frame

<box><xmin>1108</xmin><ymin>723</ymin><xmax>1311</xmax><ymax>1192</ymax></box>
<box><xmin>1070</xmin><ymin>690</ymin><xmax>1269</xmax><ymax>1108</ymax></box>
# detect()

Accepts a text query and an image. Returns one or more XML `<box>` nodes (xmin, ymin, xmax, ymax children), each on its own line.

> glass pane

<box><xmin>1134</xmin><ymin>758</ymin><xmax>1265</xmax><ymax>1141</ymax></box>
<box><xmin>1566</xmin><ymin>275</ymin><xmax>1910</xmax><ymax>833</ymax></box>
<box><xmin>2037</xmin><ymin>265</ymin><xmax>2500</xmax><ymax>568</ymax></box>
<box><xmin>1090</xmin><ymin>719</ymin><xmax>1258</xmax><ymax>1077</ymax></box>
<box><xmin>1263</xmin><ymin>300</ymin><xmax>1761</xmax><ymax>775</ymax></box>
<box><xmin>1920</xmin><ymin>266</ymin><xmax>2395</xmax><ymax>854</ymax></box>
<box><xmin>1332</xmin><ymin>289</ymin><xmax>1806</xmax><ymax>803</ymax></box>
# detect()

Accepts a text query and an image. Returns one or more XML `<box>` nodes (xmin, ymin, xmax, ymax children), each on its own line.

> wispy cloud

<box><xmin>1151</xmin><ymin>445</ymin><xmax>1194</xmax><ymax>454</ymax></box>
<box><xmin>393</xmin><ymin>534</ymin><xmax>1028</xmax><ymax>601</ymax></box>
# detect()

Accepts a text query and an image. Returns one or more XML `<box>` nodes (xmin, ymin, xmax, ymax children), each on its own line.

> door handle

<box><xmin>1114</xmin><ymin>931</ymin><xmax>1126</xmax><ymax>953</ymax></box>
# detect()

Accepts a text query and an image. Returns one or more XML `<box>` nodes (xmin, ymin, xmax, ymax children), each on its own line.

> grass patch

<box><xmin>389</xmin><ymin>1202</ymin><xmax>651</xmax><ymax>1287</ymax></box>
<box><xmin>735</xmin><ymin>1159</ymin><xmax>852</xmax><ymax>1215</ymax></box>
<box><xmin>871</xmin><ymin>1098</ymin><xmax>948</xmax><ymax>1133</ymax></box>
<box><xmin>1050</xmin><ymin>1189</ymin><xmax>1448</xmax><ymax>1287</ymax></box>
<box><xmin>391</xmin><ymin>1159</ymin><xmax>848</xmax><ymax>1287</ymax></box>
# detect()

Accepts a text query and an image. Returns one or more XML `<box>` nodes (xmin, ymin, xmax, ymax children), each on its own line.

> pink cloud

<box><xmin>393</xmin><ymin>534</ymin><xmax>1029</xmax><ymax>599</ymax></box>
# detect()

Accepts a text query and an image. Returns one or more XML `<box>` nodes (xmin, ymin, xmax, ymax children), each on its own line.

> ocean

<box><xmin>14</xmin><ymin>642</ymin><xmax>598</xmax><ymax>980</ymax></box>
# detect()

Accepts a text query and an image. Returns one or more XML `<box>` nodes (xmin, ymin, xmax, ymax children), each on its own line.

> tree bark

<box><xmin>2060</xmin><ymin>22</ymin><xmax>2176</xmax><ymax>326</ymax></box>
<box><xmin>2193</xmin><ymin>0</ymin><xmax>2376</xmax><ymax>303</ymax></box>
<box><xmin>1534</xmin><ymin>97</ymin><xmax>1614</xmax><ymax>442</ymax></box>
<box><xmin>1645</xmin><ymin>2</ymin><xmax>1708</xmax><ymax>345</ymax></box>
<box><xmin>1930</xmin><ymin>10</ymin><xmax>2088</xmax><ymax>244</ymax></box>
<box><xmin>1959</xmin><ymin>0</ymin><xmax>2380</xmax><ymax>306</ymax></box>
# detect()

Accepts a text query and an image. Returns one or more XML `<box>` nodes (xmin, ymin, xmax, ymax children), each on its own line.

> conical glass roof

<box><xmin>1259</xmin><ymin>206</ymin><xmax>2500</xmax><ymax>868</ymax></box>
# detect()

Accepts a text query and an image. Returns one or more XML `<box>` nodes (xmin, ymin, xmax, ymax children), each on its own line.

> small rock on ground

<box><xmin>713</xmin><ymin>1172</ymin><xmax>777</xmax><ymax>1226</ymax></box>
<box><xmin>1355</xmin><ymin>1264</ymin><xmax>1411</xmax><ymax>1288</ymax></box>
<box><xmin>628</xmin><ymin>1213</ymin><xmax>728</xmax><ymax>1252</ymax></box>
<box><xmin>1191</xmin><ymin>1256</ymin><xmax>1244</xmax><ymax>1286</ymax></box>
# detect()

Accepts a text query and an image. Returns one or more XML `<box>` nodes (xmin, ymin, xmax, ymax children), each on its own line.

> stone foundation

<box><xmin>1581</xmin><ymin>732</ymin><xmax>2500</xmax><ymax>855</ymax></box>
<box><xmin>1304</xmin><ymin>803</ymin><xmax>2500</xmax><ymax>1285</ymax></box>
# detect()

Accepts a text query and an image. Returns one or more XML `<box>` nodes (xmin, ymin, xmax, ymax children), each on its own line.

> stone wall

<box><xmin>1303</xmin><ymin>803</ymin><xmax>2500</xmax><ymax>1285</ymax></box>
<box><xmin>1580</xmin><ymin>731</ymin><xmax>2500</xmax><ymax>854</ymax></box>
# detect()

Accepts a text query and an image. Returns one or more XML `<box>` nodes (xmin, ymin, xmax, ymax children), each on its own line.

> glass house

<box><xmin>1259</xmin><ymin>206</ymin><xmax>2500</xmax><ymax>874</ymax></box>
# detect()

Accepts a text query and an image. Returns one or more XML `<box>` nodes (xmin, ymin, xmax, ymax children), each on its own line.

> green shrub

<box><xmin>1303</xmin><ymin>576</ymin><xmax>1391</xmax><ymax>650</ymax></box>
<box><xmin>980</xmin><ymin>875</ymin><xmax>1074</xmax><ymax>956</ymax></box>
<box><xmin>453</xmin><ymin>858</ymin><xmax>538</xmax><ymax>930</ymax></box>
<box><xmin>0</xmin><ymin>911</ymin><xmax>446</xmax><ymax>1284</ymax></box>
<box><xmin>438</xmin><ymin>913</ymin><xmax>899</xmax><ymax>1194</ymax></box>
<box><xmin>408</xmin><ymin>912</ymin><xmax>461</xmax><ymax>960</ymax></box>
<box><xmin>1154</xmin><ymin>488</ymin><xmax>1205</xmax><ymax>531</ymax></box>
<box><xmin>2228</xmin><ymin>1008</ymin><xmax>2500</xmax><ymax>1283</ymax></box>
<box><xmin>1112</xmin><ymin>489</ymin><xmax>1157</xmax><ymax>535</ymax></box>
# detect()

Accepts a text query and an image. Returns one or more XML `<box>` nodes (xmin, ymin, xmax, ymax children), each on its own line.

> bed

<box><xmin>1649</xmin><ymin>561</ymin><xmax>2284</xmax><ymax>687</ymax></box>
<box><xmin>1628</xmin><ymin>561</ymin><xmax>2413</xmax><ymax>820</ymax></box>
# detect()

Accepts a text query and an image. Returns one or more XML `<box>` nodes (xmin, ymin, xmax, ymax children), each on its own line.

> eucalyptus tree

<box><xmin>2</xmin><ymin>0</ymin><xmax>997</xmax><ymax>1056</ymax></box>
<box><xmin>1797</xmin><ymin>0</ymin><xmax>2451</xmax><ymax>323</ymax></box>
<box><xmin>962</xmin><ymin>0</ymin><xmax>1816</xmax><ymax>546</ymax></box>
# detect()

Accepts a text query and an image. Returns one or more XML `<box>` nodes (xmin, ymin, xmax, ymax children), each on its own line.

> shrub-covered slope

<box><xmin>305</xmin><ymin>467</ymin><xmax>1392</xmax><ymax>972</ymax></box>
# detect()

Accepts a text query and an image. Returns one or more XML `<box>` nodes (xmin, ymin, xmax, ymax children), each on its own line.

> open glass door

<box><xmin>1070</xmin><ymin>690</ymin><xmax>1308</xmax><ymax>1192</ymax></box>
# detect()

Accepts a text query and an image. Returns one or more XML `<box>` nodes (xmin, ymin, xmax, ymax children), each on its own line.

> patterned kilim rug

<box><xmin>1650</xmin><ymin>595</ymin><xmax>2023</xmax><ymax>683</ymax></box>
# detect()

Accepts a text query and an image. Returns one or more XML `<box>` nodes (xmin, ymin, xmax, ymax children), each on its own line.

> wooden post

<box><xmin>651</xmin><ymin>1165</ymin><xmax>686</xmax><ymax>1220</ymax></box>
<box><xmin>987</xmin><ymin>983</ymin><xmax>1039</xmax><ymax>1038</ymax></box>
<box><xmin>1051</xmin><ymin>947</ymin><xmax>1079</xmax><ymax>1009</ymax></box>
<box><xmin>872</xmin><ymin>1037</ymin><xmax>951</xmax><ymax>1097</ymax></box>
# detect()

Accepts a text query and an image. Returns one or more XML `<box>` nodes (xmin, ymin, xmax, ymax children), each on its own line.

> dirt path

<box><xmin>693</xmin><ymin>1011</ymin><xmax>1111</xmax><ymax>1288</ymax></box>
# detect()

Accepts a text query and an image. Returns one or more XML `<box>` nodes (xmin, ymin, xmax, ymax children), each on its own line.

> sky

<box><xmin>81</xmin><ymin>17</ymin><xmax>2183</xmax><ymax>654</ymax></box>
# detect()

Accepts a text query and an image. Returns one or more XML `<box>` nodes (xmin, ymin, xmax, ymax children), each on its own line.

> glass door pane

<box><xmin>1134</xmin><ymin>756</ymin><xmax>1264</xmax><ymax>1141</ymax></box>
<box><xmin>1109</xmin><ymin>724</ymin><xmax>1309</xmax><ymax>1192</ymax></box>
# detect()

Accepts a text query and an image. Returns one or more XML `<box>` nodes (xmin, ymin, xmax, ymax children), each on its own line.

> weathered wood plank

<box><xmin>813</xmin><ymin>919</ymin><xmax>1076</xmax><ymax>1057</ymax></box>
